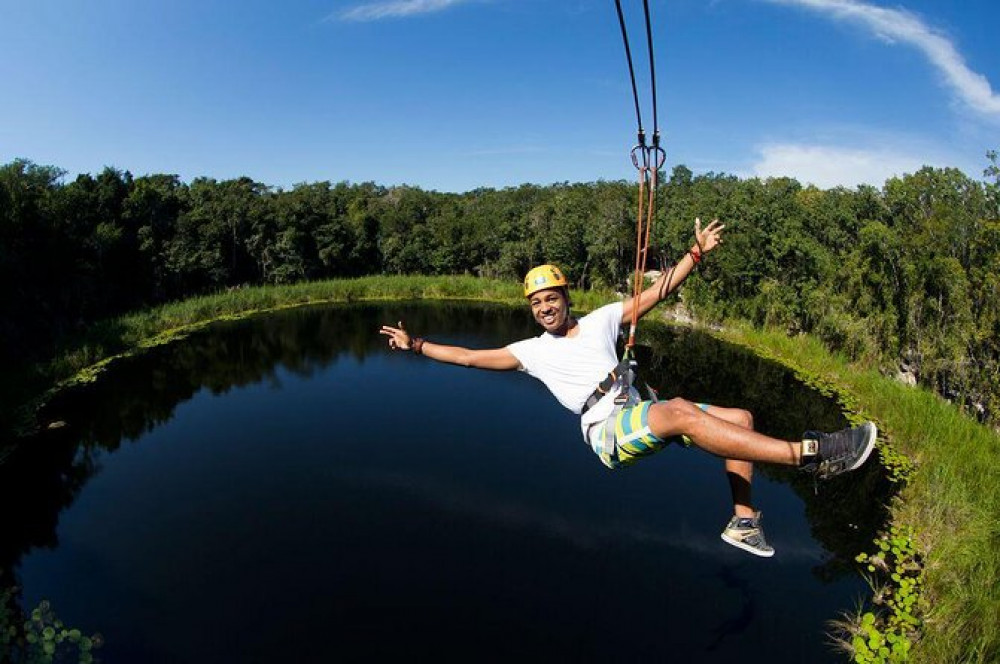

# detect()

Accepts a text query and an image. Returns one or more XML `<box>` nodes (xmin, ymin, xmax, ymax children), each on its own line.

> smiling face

<box><xmin>528</xmin><ymin>287</ymin><xmax>573</xmax><ymax>335</ymax></box>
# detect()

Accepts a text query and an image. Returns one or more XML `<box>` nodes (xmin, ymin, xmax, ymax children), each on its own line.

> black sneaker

<box><xmin>800</xmin><ymin>422</ymin><xmax>878</xmax><ymax>480</ymax></box>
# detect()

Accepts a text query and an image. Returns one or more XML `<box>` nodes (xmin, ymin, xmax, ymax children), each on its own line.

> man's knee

<box><xmin>661</xmin><ymin>397</ymin><xmax>702</xmax><ymax>417</ymax></box>
<box><xmin>710</xmin><ymin>404</ymin><xmax>755</xmax><ymax>430</ymax></box>
<box><xmin>649</xmin><ymin>398</ymin><xmax>705</xmax><ymax>436</ymax></box>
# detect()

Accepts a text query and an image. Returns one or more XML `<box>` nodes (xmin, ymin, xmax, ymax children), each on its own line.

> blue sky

<box><xmin>2</xmin><ymin>0</ymin><xmax>997</xmax><ymax>192</ymax></box>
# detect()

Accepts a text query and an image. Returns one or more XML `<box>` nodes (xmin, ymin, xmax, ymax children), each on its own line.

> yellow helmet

<box><xmin>523</xmin><ymin>264</ymin><xmax>568</xmax><ymax>298</ymax></box>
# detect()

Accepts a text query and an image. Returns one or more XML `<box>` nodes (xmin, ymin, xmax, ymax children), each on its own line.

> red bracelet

<box><xmin>689</xmin><ymin>247</ymin><xmax>702</xmax><ymax>264</ymax></box>
<box><xmin>411</xmin><ymin>337</ymin><xmax>425</xmax><ymax>355</ymax></box>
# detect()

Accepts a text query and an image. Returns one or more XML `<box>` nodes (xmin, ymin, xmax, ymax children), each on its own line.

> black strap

<box><xmin>582</xmin><ymin>354</ymin><xmax>637</xmax><ymax>415</ymax></box>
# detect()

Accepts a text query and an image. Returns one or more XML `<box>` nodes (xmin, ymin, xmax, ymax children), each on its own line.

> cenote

<box><xmin>1</xmin><ymin>302</ymin><xmax>891</xmax><ymax>662</ymax></box>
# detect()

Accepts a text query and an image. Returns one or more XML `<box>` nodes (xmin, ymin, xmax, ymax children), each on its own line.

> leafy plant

<box><xmin>1</xmin><ymin>585</ymin><xmax>102</xmax><ymax>664</ymax></box>
<box><xmin>841</xmin><ymin>525</ymin><xmax>924</xmax><ymax>663</ymax></box>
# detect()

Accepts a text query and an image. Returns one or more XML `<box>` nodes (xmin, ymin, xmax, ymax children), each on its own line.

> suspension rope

<box><xmin>615</xmin><ymin>0</ymin><xmax>666</xmax><ymax>350</ymax></box>
<box><xmin>613</xmin><ymin>0</ymin><xmax>645</xmax><ymax>148</ymax></box>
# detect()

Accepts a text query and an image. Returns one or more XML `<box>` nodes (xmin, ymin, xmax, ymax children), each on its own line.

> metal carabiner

<box><xmin>630</xmin><ymin>143</ymin><xmax>666</xmax><ymax>173</ymax></box>
<box><xmin>651</xmin><ymin>144</ymin><xmax>666</xmax><ymax>171</ymax></box>
<box><xmin>629</xmin><ymin>128</ymin><xmax>649</xmax><ymax>171</ymax></box>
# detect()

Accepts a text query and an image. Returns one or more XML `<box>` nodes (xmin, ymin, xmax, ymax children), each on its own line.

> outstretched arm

<box><xmin>621</xmin><ymin>217</ymin><xmax>725</xmax><ymax>324</ymax></box>
<box><xmin>379</xmin><ymin>322</ymin><xmax>521</xmax><ymax>371</ymax></box>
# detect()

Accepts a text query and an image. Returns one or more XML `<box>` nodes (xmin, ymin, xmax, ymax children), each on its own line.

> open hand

<box><xmin>695</xmin><ymin>217</ymin><xmax>725</xmax><ymax>254</ymax></box>
<box><xmin>379</xmin><ymin>321</ymin><xmax>411</xmax><ymax>351</ymax></box>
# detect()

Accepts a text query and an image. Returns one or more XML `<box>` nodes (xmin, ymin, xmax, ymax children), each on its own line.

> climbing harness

<box><xmin>584</xmin><ymin>1</ymin><xmax>672</xmax><ymax>468</ymax></box>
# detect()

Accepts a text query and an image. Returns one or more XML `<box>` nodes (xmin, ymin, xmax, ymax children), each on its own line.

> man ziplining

<box><xmin>380</xmin><ymin>217</ymin><xmax>878</xmax><ymax>558</ymax></box>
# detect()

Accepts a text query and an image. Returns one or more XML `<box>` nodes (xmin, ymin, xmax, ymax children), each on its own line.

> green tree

<box><xmin>168</xmin><ymin>177</ymin><xmax>270</xmax><ymax>292</ymax></box>
<box><xmin>343</xmin><ymin>182</ymin><xmax>383</xmax><ymax>275</ymax></box>
<box><xmin>378</xmin><ymin>186</ymin><xmax>440</xmax><ymax>274</ymax></box>
<box><xmin>0</xmin><ymin>160</ymin><xmax>67</xmax><ymax>356</ymax></box>
<box><xmin>58</xmin><ymin>168</ymin><xmax>142</xmax><ymax>314</ymax></box>
<box><xmin>125</xmin><ymin>174</ymin><xmax>188</xmax><ymax>300</ymax></box>
<box><xmin>464</xmin><ymin>184</ymin><xmax>546</xmax><ymax>281</ymax></box>
<box><xmin>584</xmin><ymin>180</ymin><xmax>634</xmax><ymax>290</ymax></box>
<box><xmin>985</xmin><ymin>149</ymin><xmax>999</xmax><ymax>183</ymax></box>
<box><xmin>842</xmin><ymin>220</ymin><xmax>912</xmax><ymax>358</ymax></box>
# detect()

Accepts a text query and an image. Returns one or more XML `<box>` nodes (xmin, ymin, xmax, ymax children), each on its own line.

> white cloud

<box><xmin>335</xmin><ymin>0</ymin><xmax>470</xmax><ymax>22</ymax></box>
<box><xmin>751</xmin><ymin>142</ymin><xmax>935</xmax><ymax>188</ymax></box>
<box><xmin>761</xmin><ymin>0</ymin><xmax>1000</xmax><ymax>116</ymax></box>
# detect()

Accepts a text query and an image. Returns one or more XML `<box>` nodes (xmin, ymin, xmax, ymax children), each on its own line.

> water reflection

<box><xmin>1</xmin><ymin>302</ymin><xmax>892</xmax><ymax>662</ymax></box>
<box><xmin>637</xmin><ymin>323</ymin><xmax>890</xmax><ymax>579</ymax></box>
<box><xmin>2</xmin><ymin>303</ymin><xmax>529</xmax><ymax>571</ymax></box>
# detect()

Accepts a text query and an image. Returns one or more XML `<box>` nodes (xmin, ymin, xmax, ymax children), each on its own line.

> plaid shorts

<box><xmin>591</xmin><ymin>400</ymin><xmax>708</xmax><ymax>469</ymax></box>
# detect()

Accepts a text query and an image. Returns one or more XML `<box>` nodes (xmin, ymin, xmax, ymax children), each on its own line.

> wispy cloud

<box><xmin>334</xmin><ymin>0</ymin><xmax>471</xmax><ymax>22</ymax></box>
<box><xmin>762</xmin><ymin>0</ymin><xmax>1000</xmax><ymax>116</ymax></box>
<box><xmin>751</xmin><ymin>142</ymin><xmax>939</xmax><ymax>188</ymax></box>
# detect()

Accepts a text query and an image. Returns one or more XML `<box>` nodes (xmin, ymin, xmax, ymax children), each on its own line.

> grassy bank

<box><xmin>716</xmin><ymin>323</ymin><xmax>1000</xmax><ymax>663</ymax></box>
<box><xmin>3</xmin><ymin>276</ymin><xmax>519</xmax><ymax>437</ymax></box>
<box><xmin>9</xmin><ymin>275</ymin><xmax>999</xmax><ymax>662</ymax></box>
<box><xmin>38</xmin><ymin>274</ymin><xmax>613</xmax><ymax>389</ymax></box>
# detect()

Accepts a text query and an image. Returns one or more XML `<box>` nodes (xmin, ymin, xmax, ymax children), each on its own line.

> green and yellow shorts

<box><xmin>589</xmin><ymin>400</ymin><xmax>708</xmax><ymax>469</ymax></box>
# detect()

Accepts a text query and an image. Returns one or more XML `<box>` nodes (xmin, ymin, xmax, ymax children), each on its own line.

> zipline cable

<box><xmin>614</xmin><ymin>0</ymin><xmax>645</xmax><ymax>148</ymax></box>
<box><xmin>642</xmin><ymin>0</ymin><xmax>660</xmax><ymax>145</ymax></box>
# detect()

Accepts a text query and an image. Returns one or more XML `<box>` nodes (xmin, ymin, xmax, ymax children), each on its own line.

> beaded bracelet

<box><xmin>411</xmin><ymin>337</ymin><xmax>426</xmax><ymax>355</ymax></box>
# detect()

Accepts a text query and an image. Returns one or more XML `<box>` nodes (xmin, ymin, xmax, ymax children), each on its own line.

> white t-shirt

<box><xmin>506</xmin><ymin>302</ymin><xmax>626</xmax><ymax>444</ymax></box>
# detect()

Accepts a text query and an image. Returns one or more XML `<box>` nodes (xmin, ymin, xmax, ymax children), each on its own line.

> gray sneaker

<box><xmin>720</xmin><ymin>511</ymin><xmax>775</xmax><ymax>558</ymax></box>
<box><xmin>800</xmin><ymin>421</ymin><xmax>878</xmax><ymax>480</ymax></box>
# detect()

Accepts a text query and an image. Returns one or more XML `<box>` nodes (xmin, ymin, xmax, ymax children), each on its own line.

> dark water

<box><xmin>1</xmin><ymin>302</ymin><xmax>890</xmax><ymax>662</ymax></box>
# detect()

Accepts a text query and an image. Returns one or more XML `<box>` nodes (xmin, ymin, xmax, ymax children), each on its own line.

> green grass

<box><xmin>8</xmin><ymin>275</ymin><xmax>1000</xmax><ymax>662</ymax></box>
<box><xmin>715</xmin><ymin>321</ymin><xmax>1000</xmax><ymax>663</ymax></box>
<box><xmin>47</xmin><ymin>275</ymin><xmax>519</xmax><ymax>379</ymax></box>
<box><xmin>33</xmin><ymin>275</ymin><xmax>613</xmax><ymax>394</ymax></box>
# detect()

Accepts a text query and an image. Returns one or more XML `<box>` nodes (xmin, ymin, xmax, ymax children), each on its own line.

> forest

<box><xmin>2</xmin><ymin>153</ymin><xmax>998</xmax><ymax>427</ymax></box>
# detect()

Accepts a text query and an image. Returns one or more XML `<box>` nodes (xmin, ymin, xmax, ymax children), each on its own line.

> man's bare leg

<box><xmin>649</xmin><ymin>398</ymin><xmax>877</xmax><ymax>558</ymax></box>
<box><xmin>725</xmin><ymin>459</ymin><xmax>755</xmax><ymax>518</ymax></box>
<box><xmin>648</xmin><ymin>397</ymin><xmax>801</xmax><ymax>466</ymax></box>
<box><xmin>704</xmin><ymin>405</ymin><xmax>756</xmax><ymax>519</ymax></box>
<box><xmin>686</xmin><ymin>402</ymin><xmax>778</xmax><ymax>556</ymax></box>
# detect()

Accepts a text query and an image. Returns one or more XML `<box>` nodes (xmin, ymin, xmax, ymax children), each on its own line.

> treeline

<box><xmin>1</xmin><ymin>155</ymin><xmax>998</xmax><ymax>422</ymax></box>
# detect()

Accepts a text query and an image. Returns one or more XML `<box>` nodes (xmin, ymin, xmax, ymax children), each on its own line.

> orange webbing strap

<box><xmin>627</xmin><ymin>143</ymin><xmax>664</xmax><ymax>349</ymax></box>
<box><xmin>581</xmin><ymin>151</ymin><xmax>660</xmax><ymax>419</ymax></box>
<box><xmin>616</xmin><ymin>0</ymin><xmax>664</xmax><ymax>350</ymax></box>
